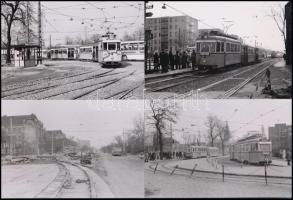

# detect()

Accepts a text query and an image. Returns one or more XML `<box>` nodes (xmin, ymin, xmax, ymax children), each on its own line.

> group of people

<box><xmin>152</xmin><ymin>49</ymin><xmax>197</xmax><ymax>73</ymax></box>
<box><xmin>145</xmin><ymin>151</ymin><xmax>185</xmax><ymax>162</ymax></box>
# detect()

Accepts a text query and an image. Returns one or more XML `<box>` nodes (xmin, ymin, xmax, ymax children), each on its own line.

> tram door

<box><xmin>68</xmin><ymin>48</ymin><xmax>75</xmax><ymax>59</ymax></box>
<box><xmin>93</xmin><ymin>46</ymin><xmax>99</xmax><ymax>61</ymax></box>
<box><xmin>242</xmin><ymin>46</ymin><xmax>248</xmax><ymax>65</ymax></box>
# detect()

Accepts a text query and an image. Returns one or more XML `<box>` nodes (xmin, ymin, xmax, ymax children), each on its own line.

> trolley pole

<box><xmin>264</xmin><ymin>163</ymin><xmax>268</xmax><ymax>185</ymax></box>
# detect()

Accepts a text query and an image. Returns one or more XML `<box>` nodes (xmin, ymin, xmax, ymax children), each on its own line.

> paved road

<box><xmin>1</xmin><ymin>60</ymin><xmax>144</xmax><ymax>100</ymax></box>
<box><xmin>92</xmin><ymin>153</ymin><xmax>144</xmax><ymax>198</ymax></box>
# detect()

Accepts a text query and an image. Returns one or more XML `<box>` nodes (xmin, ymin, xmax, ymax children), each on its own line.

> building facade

<box><xmin>1</xmin><ymin>114</ymin><xmax>45</xmax><ymax>156</ymax></box>
<box><xmin>44</xmin><ymin>130</ymin><xmax>66</xmax><ymax>154</ymax></box>
<box><xmin>269</xmin><ymin>123</ymin><xmax>292</xmax><ymax>157</ymax></box>
<box><xmin>145</xmin><ymin>15</ymin><xmax>198</xmax><ymax>54</ymax></box>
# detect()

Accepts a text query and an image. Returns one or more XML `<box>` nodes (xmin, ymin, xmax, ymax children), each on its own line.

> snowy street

<box><xmin>92</xmin><ymin>153</ymin><xmax>144</xmax><ymax>198</ymax></box>
<box><xmin>1</xmin><ymin>163</ymin><xmax>59</xmax><ymax>198</ymax></box>
<box><xmin>144</xmin><ymin>166</ymin><xmax>292</xmax><ymax>198</ymax></box>
<box><xmin>163</xmin><ymin>156</ymin><xmax>292</xmax><ymax>177</ymax></box>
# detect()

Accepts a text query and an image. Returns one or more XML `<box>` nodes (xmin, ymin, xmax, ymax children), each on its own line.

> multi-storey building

<box><xmin>145</xmin><ymin>15</ymin><xmax>198</xmax><ymax>54</ymax></box>
<box><xmin>269</xmin><ymin>123</ymin><xmax>292</xmax><ymax>157</ymax></box>
<box><xmin>1</xmin><ymin>114</ymin><xmax>45</xmax><ymax>156</ymax></box>
<box><xmin>44</xmin><ymin>130</ymin><xmax>66</xmax><ymax>154</ymax></box>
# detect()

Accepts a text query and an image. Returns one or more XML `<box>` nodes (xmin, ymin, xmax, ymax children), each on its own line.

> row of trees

<box><xmin>146</xmin><ymin>100</ymin><xmax>232</xmax><ymax>159</ymax></box>
<box><xmin>100</xmin><ymin>115</ymin><xmax>144</xmax><ymax>154</ymax></box>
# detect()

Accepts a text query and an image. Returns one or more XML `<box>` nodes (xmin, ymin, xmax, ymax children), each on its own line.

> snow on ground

<box><xmin>59</xmin><ymin>163</ymin><xmax>90</xmax><ymax>198</ymax></box>
<box><xmin>165</xmin><ymin>157</ymin><xmax>292</xmax><ymax>177</ymax></box>
<box><xmin>1</xmin><ymin>164</ymin><xmax>59</xmax><ymax>198</ymax></box>
<box><xmin>144</xmin><ymin>169</ymin><xmax>292</xmax><ymax>198</ymax></box>
<box><xmin>93</xmin><ymin>153</ymin><xmax>144</xmax><ymax>198</ymax></box>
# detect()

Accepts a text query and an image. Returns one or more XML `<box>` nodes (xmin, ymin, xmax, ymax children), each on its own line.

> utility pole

<box><xmin>122</xmin><ymin>128</ymin><xmax>125</xmax><ymax>154</ymax></box>
<box><xmin>51</xmin><ymin>132</ymin><xmax>54</xmax><ymax>155</ymax></box>
<box><xmin>9</xmin><ymin>118</ymin><xmax>13</xmax><ymax>155</ymax></box>
<box><xmin>38</xmin><ymin>1</ymin><xmax>42</xmax><ymax>64</ymax></box>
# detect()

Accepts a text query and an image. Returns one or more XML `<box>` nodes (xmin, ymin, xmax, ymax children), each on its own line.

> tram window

<box><xmin>103</xmin><ymin>43</ymin><xmax>107</xmax><ymax>50</ymax></box>
<box><xmin>226</xmin><ymin>43</ymin><xmax>231</xmax><ymax>52</ymax></box>
<box><xmin>201</xmin><ymin>43</ymin><xmax>210</xmax><ymax>52</ymax></box>
<box><xmin>117</xmin><ymin>43</ymin><xmax>120</xmax><ymax>50</ymax></box>
<box><xmin>197</xmin><ymin>43</ymin><xmax>200</xmax><ymax>52</ymax></box>
<box><xmin>216</xmin><ymin>42</ymin><xmax>221</xmax><ymax>52</ymax></box>
<box><xmin>108</xmin><ymin>43</ymin><xmax>116</xmax><ymax>50</ymax></box>
<box><xmin>210</xmin><ymin>43</ymin><xmax>216</xmax><ymax>53</ymax></box>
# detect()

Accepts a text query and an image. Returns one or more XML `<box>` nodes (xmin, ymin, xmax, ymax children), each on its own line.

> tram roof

<box><xmin>196</xmin><ymin>35</ymin><xmax>241</xmax><ymax>43</ymax></box>
<box><xmin>121</xmin><ymin>40</ymin><xmax>144</xmax><ymax>44</ymax></box>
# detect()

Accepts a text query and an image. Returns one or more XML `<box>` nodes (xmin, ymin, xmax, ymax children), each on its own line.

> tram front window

<box><xmin>108</xmin><ymin>43</ymin><xmax>116</xmax><ymax>50</ymax></box>
<box><xmin>259</xmin><ymin>144</ymin><xmax>271</xmax><ymax>152</ymax></box>
<box><xmin>201</xmin><ymin>43</ymin><xmax>210</xmax><ymax>52</ymax></box>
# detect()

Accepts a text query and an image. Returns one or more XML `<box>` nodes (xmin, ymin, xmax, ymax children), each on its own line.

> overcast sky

<box><xmin>145</xmin><ymin>99</ymin><xmax>291</xmax><ymax>144</ymax></box>
<box><xmin>148</xmin><ymin>1</ymin><xmax>288</xmax><ymax>51</ymax></box>
<box><xmin>2</xmin><ymin>100</ymin><xmax>144</xmax><ymax>149</ymax></box>
<box><xmin>39</xmin><ymin>1</ymin><xmax>144</xmax><ymax>46</ymax></box>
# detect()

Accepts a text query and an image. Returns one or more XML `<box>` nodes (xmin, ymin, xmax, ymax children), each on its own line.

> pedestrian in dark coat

<box><xmin>191</xmin><ymin>50</ymin><xmax>196</xmax><ymax>71</ymax></box>
<box><xmin>169</xmin><ymin>50</ymin><xmax>174</xmax><ymax>70</ymax></box>
<box><xmin>182</xmin><ymin>51</ymin><xmax>187</xmax><ymax>69</ymax></box>
<box><xmin>153</xmin><ymin>52</ymin><xmax>159</xmax><ymax>71</ymax></box>
<box><xmin>159</xmin><ymin>51</ymin><xmax>164</xmax><ymax>72</ymax></box>
<box><xmin>162</xmin><ymin>51</ymin><xmax>169</xmax><ymax>73</ymax></box>
<box><xmin>175</xmin><ymin>51</ymin><xmax>180</xmax><ymax>70</ymax></box>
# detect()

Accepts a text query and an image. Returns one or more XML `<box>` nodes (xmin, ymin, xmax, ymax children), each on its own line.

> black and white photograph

<box><xmin>1</xmin><ymin>1</ymin><xmax>144</xmax><ymax>100</ymax></box>
<box><xmin>1</xmin><ymin>100</ymin><xmax>144</xmax><ymax>198</ymax></box>
<box><xmin>1</xmin><ymin>0</ymin><xmax>292</xmax><ymax>199</ymax></box>
<box><xmin>145</xmin><ymin>1</ymin><xmax>291</xmax><ymax>99</ymax></box>
<box><xmin>144</xmin><ymin>99</ymin><xmax>291</xmax><ymax>198</ymax></box>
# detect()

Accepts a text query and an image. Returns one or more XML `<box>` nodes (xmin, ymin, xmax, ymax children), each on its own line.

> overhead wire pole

<box><xmin>38</xmin><ymin>1</ymin><xmax>42</xmax><ymax>64</ymax></box>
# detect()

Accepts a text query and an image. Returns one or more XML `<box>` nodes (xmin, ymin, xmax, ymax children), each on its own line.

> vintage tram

<box><xmin>229</xmin><ymin>134</ymin><xmax>272</xmax><ymax>165</ymax></box>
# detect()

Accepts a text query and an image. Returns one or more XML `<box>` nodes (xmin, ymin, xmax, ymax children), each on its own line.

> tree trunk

<box><xmin>222</xmin><ymin>140</ymin><xmax>225</xmax><ymax>156</ymax></box>
<box><xmin>6</xmin><ymin>23</ymin><xmax>12</xmax><ymax>64</ymax></box>
<box><xmin>156</xmin><ymin>123</ymin><xmax>163</xmax><ymax>160</ymax></box>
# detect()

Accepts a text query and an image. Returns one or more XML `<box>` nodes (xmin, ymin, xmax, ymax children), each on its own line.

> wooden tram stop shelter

<box><xmin>10</xmin><ymin>44</ymin><xmax>42</xmax><ymax>68</ymax></box>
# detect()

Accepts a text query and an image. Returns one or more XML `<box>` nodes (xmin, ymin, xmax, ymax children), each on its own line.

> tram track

<box><xmin>34</xmin><ymin>160</ymin><xmax>96</xmax><ymax>198</ymax></box>
<box><xmin>166</xmin><ymin>59</ymin><xmax>279</xmax><ymax>99</ymax></box>
<box><xmin>1</xmin><ymin>69</ymin><xmax>136</xmax><ymax>100</ymax></box>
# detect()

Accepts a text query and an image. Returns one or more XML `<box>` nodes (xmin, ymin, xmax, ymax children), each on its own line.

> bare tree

<box><xmin>1</xmin><ymin>1</ymin><xmax>26</xmax><ymax>64</ymax></box>
<box><xmin>148</xmin><ymin>100</ymin><xmax>178</xmax><ymax>160</ymax></box>
<box><xmin>270</xmin><ymin>5</ymin><xmax>286</xmax><ymax>51</ymax></box>
<box><xmin>126</xmin><ymin>115</ymin><xmax>144</xmax><ymax>154</ymax></box>
<box><xmin>205</xmin><ymin>115</ymin><xmax>220</xmax><ymax>147</ymax></box>
<box><xmin>114</xmin><ymin>135</ymin><xmax>123</xmax><ymax>147</ymax></box>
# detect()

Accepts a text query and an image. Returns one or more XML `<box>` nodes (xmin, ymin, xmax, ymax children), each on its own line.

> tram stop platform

<box><xmin>145</xmin><ymin>68</ymin><xmax>193</xmax><ymax>81</ymax></box>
